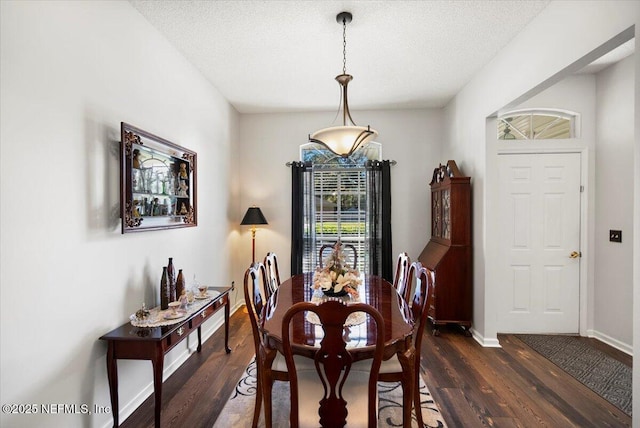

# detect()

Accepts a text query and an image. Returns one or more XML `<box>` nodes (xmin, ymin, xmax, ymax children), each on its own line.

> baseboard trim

<box><xmin>471</xmin><ymin>328</ymin><xmax>502</xmax><ymax>348</ymax></box>
<box><xmin>586</xmin><ymin>329</ymin><xmax>633</xmax><ymax>356</ymax></box>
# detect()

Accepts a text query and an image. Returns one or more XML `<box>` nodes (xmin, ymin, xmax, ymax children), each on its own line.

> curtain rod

<box><xmin>285</xmin><ymin>160</ymin><xmax>397</xmax><ymax>167</ymax></box>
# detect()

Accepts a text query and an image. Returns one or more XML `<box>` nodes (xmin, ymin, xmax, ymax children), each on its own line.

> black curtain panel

<box><xmin>290</xmin><ymin>161</ymin><xmax>311</xmax><ymax>275</ymax></box>
<box><xmin>366</xmin><ymin>161</ymin><xmax>380</xmax><ymax>276</ymax></box>
<box><xmin>380</xmin><ymin>160</ymin><xmax>393</xmax><ymax>281</ymax></box>
<box><xmin>366</xmin><ymin>160</ymin><xmax>393</xmax><ymax>280</ymax></box>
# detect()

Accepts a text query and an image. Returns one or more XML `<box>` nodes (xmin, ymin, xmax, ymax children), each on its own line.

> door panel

<box><xmin>497</xmin><ymin>153</ymin><xmax>581</xmax><ymax>333</ymax></box>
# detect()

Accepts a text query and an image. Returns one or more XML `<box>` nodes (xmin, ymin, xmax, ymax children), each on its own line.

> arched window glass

<box><xmin>300</xmin><ymin>141</ymin><xmax>382</xmax><ymax>166</ymax></box>
<box><xmin>498</xmin><ymin>110</ymin><xmax>577</xmax><ymax>140</ymax></box>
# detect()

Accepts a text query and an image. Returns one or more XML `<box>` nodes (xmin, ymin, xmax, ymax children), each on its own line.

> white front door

<box><xmin>497</xmin><ymin>152</ymin><xmax>581</xmax><ymax>333</ymax></box>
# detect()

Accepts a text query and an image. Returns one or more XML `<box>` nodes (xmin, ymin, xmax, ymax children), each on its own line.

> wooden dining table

<box><xmin>260</xmin><ymin>272</ymin><xmax>416</xmax><ymax>428</ymax></box>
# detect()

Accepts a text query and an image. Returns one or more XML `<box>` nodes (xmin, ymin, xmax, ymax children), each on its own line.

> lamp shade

<box><xmin>241</xmin><ymin>207</ymin><xmax>268</xmax><ymax>226</ymax></box>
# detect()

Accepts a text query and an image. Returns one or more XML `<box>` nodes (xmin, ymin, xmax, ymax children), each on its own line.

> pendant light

<box><xmin>309</xmin><ymin>12</ymin><xmax>378</xmax><ymax>158</ymax></box>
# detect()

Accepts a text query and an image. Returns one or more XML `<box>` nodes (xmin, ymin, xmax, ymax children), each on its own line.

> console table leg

<box><xmin>151</xmin><ymin>352</ymin><xmax>164</xmax><ymax>428</ymax></box>
<box><xmin>105</xmin><ymin>343</ymin><xmax>119</xmax><ymax>427</ymax></box>
<box><xmin>224</xmin><ymin>300</ymin><xmax>231</xmax><ymax>353</ymax></box>
<box><xmin>197</xmin><ymin>326</ymin><xmax>202</xmax><ymax>352</ymax></box>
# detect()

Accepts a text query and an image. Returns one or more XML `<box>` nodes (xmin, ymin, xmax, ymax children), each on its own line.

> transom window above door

<box><xmin>498</xmin><ymin>109</ymin><xmax>578</xmax><ymax>140</ymax></box>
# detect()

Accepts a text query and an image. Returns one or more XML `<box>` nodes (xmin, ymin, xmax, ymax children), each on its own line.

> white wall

<box><xmin>594</xmin><ymin>55</ymin><xmax>635</xmax><ymax>349</ymax></box>
<box><xmin>0</xmin><ymin>2</ymin><xmax>239</xmax><ymax>427</ymax></box>
<box><xmin>485</xmin><ymin>63</ymin><xmax>635</xmax><ymax>353</ymax></box>
<box><xmin>443</xmin><ymin>1</ymin><xmax>638</xmax><ymax>349</ymax></box>
<box><xmin>442</xmin><ymin>0</ymin><xmax>638</xmax><ymax>417</ymax></box>
<box><xmin>237</xmin><ymin>109</ymin><xmax>443</xmax><ymax>282</ymax></box>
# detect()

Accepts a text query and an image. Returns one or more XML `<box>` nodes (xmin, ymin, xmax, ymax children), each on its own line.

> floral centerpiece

<box><xmin>312</xmin><ymin>241</ymin><xmax>361</xmax><ymax>298</ymax></box>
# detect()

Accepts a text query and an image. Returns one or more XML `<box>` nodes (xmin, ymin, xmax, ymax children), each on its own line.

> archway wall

<box><xmin>440</xmin><ymin>1</ymin><xmax>639</xmax><ymax>348</ymax></box>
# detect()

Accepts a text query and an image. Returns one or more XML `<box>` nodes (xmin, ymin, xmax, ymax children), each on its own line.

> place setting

<box><xmin>194</xmin><ymin>285</ymin><xmax>213</xmax><ymax>300</ymax></box>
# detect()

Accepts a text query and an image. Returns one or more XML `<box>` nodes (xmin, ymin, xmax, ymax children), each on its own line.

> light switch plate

<box><xmin>609</xmin><ymin>230</ymin><xmax>622</xmax><ymax>243</ymax></box>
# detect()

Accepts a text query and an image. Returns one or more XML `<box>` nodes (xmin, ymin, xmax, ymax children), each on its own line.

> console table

<box><xmin>99</xmin><ymin>286</ymin><xmax>232</xmax><ymax>428</ymax></box>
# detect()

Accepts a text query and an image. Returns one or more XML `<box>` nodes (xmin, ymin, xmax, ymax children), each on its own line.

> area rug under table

<box><xmin>516</xmin><ymin>334</ymin><xmax>632</xmax><ymax>416</ymax></box>
<box><xmin>213</xmin><ymin>358</ymin><xmax>447</xmax><ymax>428</ymax></box>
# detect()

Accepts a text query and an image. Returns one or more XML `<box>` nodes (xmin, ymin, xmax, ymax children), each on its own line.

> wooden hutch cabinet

<box><xmin>418</xmin><ymin>160</ymin><xmax>472</xmax><ymax>336</ymax></box>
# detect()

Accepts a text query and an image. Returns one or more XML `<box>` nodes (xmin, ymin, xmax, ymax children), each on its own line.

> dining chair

<box><xmin>355</xmin><ymin>261</ymin><xmax>433</xmax><ymax>428</ymax></box>
<box><xmin>319</xmin><ymin>242</ymin><xmax>358</xmax><ymax>269</ymax></box>
<box><xmin>393</xmin><ymin>252</ymin><xmax>411</xmax><ymax>301</ymax></box>
<box><xmin>244</xmin><ymin>262</ymin><xmax>289</xmax><ymax>428</ymax></box>
<box><xmin>282</xmin><ymin>300</ymin><xmax>385</xmax><ymax>428</ymax></box>
<box><xmin>263</xmin><ymin>252</ymin><xmax>281</xmax><ymax>296</ymax></box>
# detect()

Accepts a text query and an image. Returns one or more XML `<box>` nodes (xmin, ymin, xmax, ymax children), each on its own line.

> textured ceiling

<box><xmin>130</xmin><ymin>0</ymin><xmax>552</xmax><ymax>113</ymax></box>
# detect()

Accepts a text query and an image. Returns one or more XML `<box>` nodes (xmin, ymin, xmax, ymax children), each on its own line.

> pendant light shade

<box><xmin>309</xmin><ymin>12</ymin><xmax>378</xmax><ymax>158</ymax></box>
<box><xmin>310</xmin><ymin>125</ymin><xmax>378</xmax><ymax>158</ymax></box>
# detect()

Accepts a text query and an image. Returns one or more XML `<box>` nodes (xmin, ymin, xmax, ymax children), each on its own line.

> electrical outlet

<box><xmin>609</xmin><ymin>230</ymin><xmax>622</xmax><ymax>243</ymax></box>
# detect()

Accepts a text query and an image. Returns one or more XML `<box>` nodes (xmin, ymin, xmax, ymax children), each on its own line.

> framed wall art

<box><xmin>120</xmin><ymin>122</ymin><xmax>197</xmax><ymax>233</ymax></box>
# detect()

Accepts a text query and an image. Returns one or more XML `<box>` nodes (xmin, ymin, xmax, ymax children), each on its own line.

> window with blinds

<box><xmin>311</xmin><ymin>167</ymin><xmax>367</xmax><ymax>272</ymax></box>
<box><xmin>299</xmin><ymin>141</ymin><xmax>382</xmax><ymax>274</ymax></box>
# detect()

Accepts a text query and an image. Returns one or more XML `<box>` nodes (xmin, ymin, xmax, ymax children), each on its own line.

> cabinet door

<box><xmin>432</xmin><ymin>190</ymin><xmax>441</xmax><ymax>237</ymax></box>
<box><xmin>441</xmin><ymin>188</ymin><xmax>451</xmax><ymax>240</ymax></box>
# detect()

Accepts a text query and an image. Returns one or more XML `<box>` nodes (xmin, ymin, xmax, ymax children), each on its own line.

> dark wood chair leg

<box><xmin>262</xmin><ymin>369</ymin><xmax>273</xmax><ymax>428</ymax></box>
<box><xmin>398</xmin><ymin>349</ymin><xmax>415</xmax><ymax>428</ymax></box>
<box><xmin>414</xmin><ymin>366</ymin><xmax>424</xmax><ymax>428</ymax></box>
<box><xmin>252</xmin><ymin>362</ymin><xmax>262</xmax><ymax>428</ymax></box>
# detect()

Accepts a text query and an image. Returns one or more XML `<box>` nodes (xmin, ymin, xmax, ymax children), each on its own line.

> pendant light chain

<box><xmin>308</xmin><ymin>11</ymin><xmax>378</xmax><ymax>158</ymax></box>
<box><xmin>342</xmin><ymin>17</ymin><xmax>347</xmax><ymax>75</ymax></box>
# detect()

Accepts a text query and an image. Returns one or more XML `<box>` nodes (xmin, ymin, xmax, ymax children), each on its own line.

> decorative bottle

<box><xmin>176</xmin><ymin>269</ymin><xmax>185</xmax><ymax>301</ymax></box>
<box><xmin>167</xmin><ymin>257</ymin><xmax>176</xmax><ymax>302</ymax></box>
<box><xmin>160</xmin><ymin>267</ymin><xmax>169</xmax><ymax>310</ymax></box>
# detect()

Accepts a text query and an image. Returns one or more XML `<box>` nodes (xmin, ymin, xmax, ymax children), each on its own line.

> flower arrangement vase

<box><xmin>323</xmin><ymin>288</ymin><xmax>349</xmax><ymax>297</ymax></box>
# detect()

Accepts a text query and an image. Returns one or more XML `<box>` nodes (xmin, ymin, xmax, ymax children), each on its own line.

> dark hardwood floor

<box><xmin>120</xmin><ymin>309</ymin><xmax>632</xmax><ymax>428</ymax></box>
<box><xmin>423</xmin><ymin>327</ymin><xmax>631</xmax><ymax>427</ymax></box>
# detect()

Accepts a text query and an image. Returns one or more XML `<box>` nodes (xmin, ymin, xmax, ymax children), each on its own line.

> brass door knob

<box><xmin>569</xmin><ymin>251</ymin><xmax>581</xmax><ymax>259</ymax></box>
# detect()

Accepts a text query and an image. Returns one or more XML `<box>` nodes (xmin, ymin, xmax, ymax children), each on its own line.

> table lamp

<box><xmin>241</xmin><ymin>206</ymin><xmax>268</xmax><ymax>263</ymax></box>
